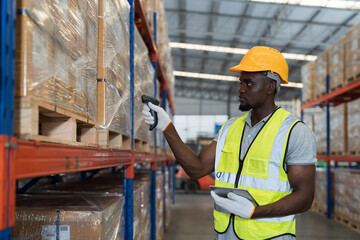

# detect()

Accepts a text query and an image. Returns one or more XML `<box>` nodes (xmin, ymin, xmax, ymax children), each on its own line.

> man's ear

<box><xmin>267</xmin><ymin>80</ymin><xmax>276</xmax><ymax>95</ymax></box>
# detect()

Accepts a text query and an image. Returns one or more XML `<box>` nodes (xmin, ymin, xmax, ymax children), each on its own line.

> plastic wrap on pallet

<box><xmin>329</xmin><ymin>37</ymin><xmax>345</xmax><ymax>91</ymax></box>
<box><xmin>97</xmin><ymin>0</ymin><xmax>131</xmax><ymax>136</ymax></box>
<box><xmin>313</xmin><ymin>108</ymin><xmax>326</xmax><ymax>154</ymax></box>
<box><xmin>333</xmin><ymin>169</ymin><xmax>360</xmax><ymax>225</ymax></box>
<box><xmin>345</xmin><ymin>22</ymin><xmax>360</xmax><ymax>83</ymax></box>
<box><xmin>135</xmin><ymin>170</ymin><xmax>151</xmax><ymax>240</ymax></box>
<box><xmin>157</xmin><ymin>1</ymin><xmax>175</xmax><ymax>102</ymax></box>
<box><xmin>134</xmin><ymin>28</ymin><xmax>155</xmax><ymax>143</ymax></box>
<box><xmin>330</xmin><ymin>104</ymin><xmax>348</xmax><ymax>154</ymax></box>
<box><xmin>156</xmin><ymin>171</ymin><xmax>164</xmax><ymax>240</ymax></box>
<box><xmin>347</xmin><ymin>98</ymin><xmax>360</xmax><ymax>154</ymax></box>
<box><xmin>164</xmin><ymin>167</ymin><xmax>172</xmax><ymax>230</ymax></box>
<box><xmin>15</xmin><ymin>0</ymin><xmax>98</xmax><ymax>122</ymax></box>
<box><xmin>13</xmin><ymin>194</ymin><xmax>124</xmax><ymax>240</ymax></box>
<box><xmin>133</xmin><ymin>184</ymin><xmax>143</xmax><ymax>240</ymax></box>
<box><xmin>314</xmin><ymin>50</ymin><xmax>328</xmax><ymax>98</ymax></box>
<box><xmin>301</xmin><ymin>62</ymin><xmax>315</xmax><ymax>103</ymax></box>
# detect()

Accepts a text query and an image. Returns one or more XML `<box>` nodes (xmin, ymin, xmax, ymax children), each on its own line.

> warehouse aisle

<box><xmin>164</xmin><ymin>190</ymin><xmax>360</xmax><ymax>240</ymax></box>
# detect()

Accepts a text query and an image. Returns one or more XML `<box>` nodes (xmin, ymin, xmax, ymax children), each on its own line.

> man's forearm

<box><xmin>163</xmin><ymin>123</ymin><xmax>214</xmax><ymax>179</ymax></box>
<box><xmin>251</xmin><ymin>189</ymin><xmax>314</xmax><ymax>218</ymax></box>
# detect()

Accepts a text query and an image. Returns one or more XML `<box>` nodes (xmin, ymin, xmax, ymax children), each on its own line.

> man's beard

<box><xmin>239</xmin><ymin>103</ymin><xmax>252</xmax><ymax>112</ymax></box>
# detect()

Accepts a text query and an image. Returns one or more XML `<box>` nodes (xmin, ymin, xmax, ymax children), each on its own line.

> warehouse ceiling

<box><xmin>164</xmin><ymin>0</ymin><xmax>360</xmax><ymax>103</ymax></box>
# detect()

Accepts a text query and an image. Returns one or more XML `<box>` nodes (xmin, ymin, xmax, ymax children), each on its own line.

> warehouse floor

<box><xmin>164</xmin><ymin>190</ymin><xmax>360</xmax><ymax>240</ymax></box>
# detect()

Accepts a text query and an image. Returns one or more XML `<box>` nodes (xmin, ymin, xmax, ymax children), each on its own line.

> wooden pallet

<box><xmin>334</xmin><ymin>215</ymin><xmax>360</xmax><ymax>234</ymax></box>
<box><xmin>330</xmin><ymin>83</ymin><xmax>344</xmax><ymax>93</ymax></box>
<box><xmin>315</xmin><ymin>92</ymin><xmax>326</xmax><ymax>99</ymax></box>
<box><xmin>98</xmin><ymin>129</ymin><xmax>131</xmax><ymax>150</ymax></box>
<box><xmin>313</xmin><ymin>207</ymin><xmax>327</xmax><ymax>216</ymax></box>
<box><xmin>346</xmin><ymin>73</ymin><xmax>360</xmax><ymax>85</ymax></box>
<box><xmin>134</xmin><ymin>139</ymin><xmax>150</xmax><ymax>153</ymax></box>
<box><xmin>349</xmin><ymin>150</ymin><xmax>360</xmax><ymax>156</ymax></box>
<box><xmin>330</xmin><ymin>151</ymin><xmax>347</xmax><ymax>156</ymax></box>
<box><xmin>14</xmin><ymin>97</ymin><xmax>97</xmax><ymax>147</ymax></box>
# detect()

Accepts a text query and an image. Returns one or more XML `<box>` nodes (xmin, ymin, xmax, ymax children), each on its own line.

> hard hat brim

<box><xmin>228</xmin><ymin>64</ymin><xmax>288</xmax><ymax>84</ymax></box>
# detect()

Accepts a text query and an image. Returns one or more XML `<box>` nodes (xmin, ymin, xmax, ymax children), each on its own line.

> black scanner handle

<box><xmin>141</xmin><ymin>95</ymin><xmax>160</xmax><ymax>131</ymax></box>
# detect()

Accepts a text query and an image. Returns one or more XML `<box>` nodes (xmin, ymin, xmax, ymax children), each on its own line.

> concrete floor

<box><xmin>164</xmin><ymin>190</ymin><xmax>360</xmax><ymax>240</ymax></box>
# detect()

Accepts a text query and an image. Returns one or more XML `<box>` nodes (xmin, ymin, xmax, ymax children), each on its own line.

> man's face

<box><xmin>238</xmin><ymin>71</ymin><xmax>274</xmax><ymax>111</ymax></box>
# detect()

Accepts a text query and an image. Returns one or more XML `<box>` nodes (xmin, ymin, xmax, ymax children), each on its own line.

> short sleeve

<box><xmin>286</xmin><ymin>122</ymin><xmax>317</xmax><ymax>165</ymax></box>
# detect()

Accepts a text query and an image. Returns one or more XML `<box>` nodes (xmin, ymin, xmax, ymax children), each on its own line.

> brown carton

<box><xmin>13</xmin><ymin>195</ymin><xmax>123</xmax><ymax>240</ymax></box>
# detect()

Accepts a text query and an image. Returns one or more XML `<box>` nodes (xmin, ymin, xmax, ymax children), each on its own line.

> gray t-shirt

<box><xmin>214</xmin><ymin>110</ymin><xmax>317</xmax><ymax>240</ymax></box>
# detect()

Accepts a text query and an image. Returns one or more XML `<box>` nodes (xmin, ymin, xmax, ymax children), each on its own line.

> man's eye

<box><xmin>246</xmin><ymin>82</ymin><xmax>252</xmax><ymax>87</ymax></box>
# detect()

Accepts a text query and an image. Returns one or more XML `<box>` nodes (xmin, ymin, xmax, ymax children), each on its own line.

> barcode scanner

<box><xmin>141</xmin><ymin>95</ymin><xmax>160</xmax><ymax>131</ymax></box>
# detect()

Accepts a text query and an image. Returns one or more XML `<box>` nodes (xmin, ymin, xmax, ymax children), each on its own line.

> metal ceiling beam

<box><xmin>169</xmin><ymin>28</ymin><xmax>330</xmax><ymax>48</ymax></box>
<box><xmin>165</xmin><ymin>8</ymin><xmax>353</xmax><ymax>28</ymax></box>
<box><xmin>280</xmin><ymin>9</ymin><xmax>321</xmax><ymax>53</ymax></box>
<box><xmin>220</xmin><ymin>4</ymin><xmax>249</xmax><ymax>72</ymax></box>
<box><xmin>200</xmin><ymin>1</ymin><xmax>219</xmax><ymax>73</ymax></box>
<box><xmin>178</xmin><ymin>0</ymin><xmax>186</xmax><ymax>70</ymax></box>
<box><xmin>188</xmin><ymin>0</ymin><xmax>360</xmax><ymax>12</ymax></box>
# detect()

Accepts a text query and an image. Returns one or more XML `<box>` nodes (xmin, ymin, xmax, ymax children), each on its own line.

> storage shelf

<box><xmin>134</xmin><ymin>0</ymin><xmax>175</xmax><ymax>114</ymax></box>
<box><xmin>317</xmin><ymin>155</ymin><xmax>360</xmax><ymax>162</ymax></box>
<box><xmin>15</xmin><ymin>139</ymin><xmax>174</xmax><ymax>179</ymax></box>
<box><xmin>301</xmin><ymin>79</ymin><xmax>360</xmax><ymax>111</ymax></box>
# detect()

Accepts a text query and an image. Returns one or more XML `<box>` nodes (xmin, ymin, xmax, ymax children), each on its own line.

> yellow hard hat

<box><xmin>229</xmin><ymin>46</ymin><xmax>289</xmax><ymax>84</ymax></box>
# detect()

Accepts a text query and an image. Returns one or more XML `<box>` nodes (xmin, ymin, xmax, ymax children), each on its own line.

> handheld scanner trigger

<box><xmin>141</xmin><ymin>95</ymin><xmax>160</xmax><ymax>131</ymax></box>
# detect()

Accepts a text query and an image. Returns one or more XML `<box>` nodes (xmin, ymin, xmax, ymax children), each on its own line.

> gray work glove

<box><xmin>211</xmin><ymin>191</ymin><xmax>255</xmax><ymax>219</ymax></box>
<box><xmin>142</xmin><ymin>102</ymin><xmax>172</xmax><ymax>132</ymax></box>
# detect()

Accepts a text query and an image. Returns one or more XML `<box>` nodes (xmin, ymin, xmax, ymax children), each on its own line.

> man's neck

<box><xmin>250</xmin><ymin>103</ymin><xmax>277</xmax><ymax>127</ymax></box>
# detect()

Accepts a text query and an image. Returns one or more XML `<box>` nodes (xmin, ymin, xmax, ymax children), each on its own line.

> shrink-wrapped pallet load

<box><xmin>97</xmin><ymin>0</ymin><xmax>131</xmax><ymax>149</ymax></box>
<box><xmin>347</xmin><ymin>99</ymin><xmax>360</xmax><ymax>154</ymax></box>
<box><xmin>333</xmin><ymin>169</ymin><xmax>360</xmax><ymax>226</ymax></box>
<box><xmin>330</xmin><ymin>104</ymin><xmax>348</xmax><ymax>154</ymax></box>
<box><xmin>314</xmin><ymin>50</ymin><xmax>328</xmax><ymax>98</ymax></box>
<box><xmin>156</xmin><ymin>171</ymin><xmax>164</xmax><ymax>240</ymax></box>
<box><xmin>134</xmin><ymin>28</ymin><xmax>155</xmax><ymax>146</ymax></box>
<box><xmin>328</xmin><ymin>37</ymin><xmax>345</xmax><ymax>91</ymax></box>
<box><xmin>313</xmin><ymin>108</ymin><xmax>326</xmax><ymax>155</ymax></box>
<box><xmin>13</xmin><ymin>195</ymin><xmax>124</xmax><ymax>240</ymax></box>
<box><xmin>345</xmin><ymin>22</ymin><xmax>360</xmax><ymax>83</ymax></box>
<box><xmin>15</xmin><ymin>0</ymin><xmax>98</xmax><ymax>145</ymax></box>
<box><xmin>301</xmin><ymin>62</ymin><xmax>315</xmax><ymax>103</ymax></box>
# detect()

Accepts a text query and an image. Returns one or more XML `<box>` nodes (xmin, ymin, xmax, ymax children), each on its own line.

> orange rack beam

<box><xmin>15</xmin><ymin>140</ymin><xmax>132</xmax><ymax>179</ymax></box>
<box><xmin>15</xmin><ymin>140</ymin><xmax>175</xmax><ymax>179</ymax></box>
<box><xmin>301</xmin><ymin>79</ymin><xmax>360</xmax><ymax>111</ymax></box>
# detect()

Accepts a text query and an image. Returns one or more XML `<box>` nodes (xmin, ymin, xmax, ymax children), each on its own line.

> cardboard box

<box><xmin>329</xmin><ymin>37</ymin><xmax>345</xmax><ymax>91</ymax></box>
<box><xmin>15</xmin><ymin>13</ymin><xmax>54</xmax><ymax>98</ymax></box>
<box><xmin>301</xmin><ymin>61</ymin><xmax>315</xmax><ymax>103</ymax></box>
<box><xmin>345</xmin><ymin>22</ymin><xmax>360</xmax><ymax>83</ymax></box>
<box><xmin>330</xmin><ymin>104</ymin><xmax>348</xmax><ymax>154</ymax></box>
<box><xmin>347</xmin><ymin>99</ymin><xmax>360</xmax><ymax>153</ymax></box>
<box><xmin>13</xmin><ymin>195</ymin><xmax>124</xmax><ymax>240</ymax></box>
<box><xmin>314</xmin><ymin>50</ymin><xmax>328</xmax><ymax>98</ymax></box>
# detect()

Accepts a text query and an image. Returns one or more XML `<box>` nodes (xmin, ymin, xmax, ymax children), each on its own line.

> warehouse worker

<box><xmin>142</xmin><ymin>46</ymin><xmax>317</xmax><ymax>240</ymax></box>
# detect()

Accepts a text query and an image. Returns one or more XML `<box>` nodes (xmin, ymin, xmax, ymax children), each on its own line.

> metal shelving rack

<box><xmin>301</xmin><ymin>76</ymin><xmax>360</xmax><ymax>219</ymax></box>
<box><xmin>0</xmin><ymin>0</ymin><xmax>175</xmax><ymax>239</ymax></box>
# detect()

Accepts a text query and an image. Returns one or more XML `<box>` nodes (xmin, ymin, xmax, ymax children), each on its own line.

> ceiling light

<box><xmin>170</xmin><ymin>42</ymin><xmax>317</xmax><ymax>61</ymax></box>
<box><xmin>173</xmin><ymin>71</ymin><xmax>304</xmax><ymax>88</ymax></box>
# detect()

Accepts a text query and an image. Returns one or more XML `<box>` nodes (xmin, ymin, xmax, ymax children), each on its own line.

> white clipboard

<box><xmin>210</xmin><ymin>186</ymin><xmax>259</xmax><ymax>206</ymax></box>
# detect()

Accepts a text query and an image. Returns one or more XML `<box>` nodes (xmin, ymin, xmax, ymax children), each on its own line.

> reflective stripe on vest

<box><xmin>214</xmin><ymin>108</ymin><xmax>299</xmax><ymax>239</ymax></box>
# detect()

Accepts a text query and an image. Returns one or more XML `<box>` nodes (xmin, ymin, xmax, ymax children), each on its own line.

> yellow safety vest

<box><xmin>214</xmin><ymin>108</ymin><xmax>300</xmax><ymax>240</ymax></box>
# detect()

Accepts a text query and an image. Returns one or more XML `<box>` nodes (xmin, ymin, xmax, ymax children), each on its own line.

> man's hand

<box><xmin>142</xmin><ymin>102</ymin><xmax>172</xmax><ymax>132</ymax></box>
<box><xmin>211</xmin><ymin>191</ymin><xmax>255</xmax><ymax>219</ymax></box>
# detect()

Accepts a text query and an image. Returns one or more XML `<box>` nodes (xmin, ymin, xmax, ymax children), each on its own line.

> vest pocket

<box><xmin>243</xmin><ymin>157</ymin><xmax>269</xmax><ymax>179</ymax></box>
<box><xmin>217</xmin><ymin>149</ymin><xmax>238</xmax><ymax>174</ymax></box>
